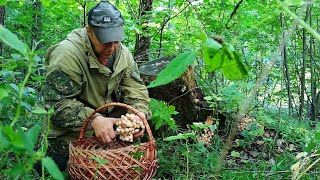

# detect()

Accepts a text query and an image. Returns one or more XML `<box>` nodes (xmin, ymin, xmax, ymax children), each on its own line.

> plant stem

<box><xmin>42</xmin><ymin>118</ymin><xmax>50</xmax><ymax>180</ymax></box>
<box><xmin>297</xmin><ymin>156</ymin><xmax>320</xmax><ymax>180</ymax></box>
<box><xmin>276</xmin><ymin>0</ymin><xmax>320</xmax><ymax>42</ymax></box>
<box><xmin>185</xmin><ymin>140</ymin><xmax>189</xmax><ymax>179</ymax></box>
<box><xmin>11</xmin><ymin>55</ymin><xmax>34</xmax><ymax>127</ymax></box>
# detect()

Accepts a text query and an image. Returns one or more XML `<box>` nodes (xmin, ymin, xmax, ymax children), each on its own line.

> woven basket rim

<box><xmin>70</xmin><ymin>139</ymin><xmax>155</xmax><ymax>152</ymax></box>
<box><xmin>78</xmin><ymin>102</ymin><xmax>154</xmax><ymax>145</ymax></box>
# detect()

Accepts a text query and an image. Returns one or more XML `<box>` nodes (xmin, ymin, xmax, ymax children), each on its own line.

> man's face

<box><xmin>87</xmin><ymin>27</ymin><xmax>120</xmax><ymax>62</ymax></box>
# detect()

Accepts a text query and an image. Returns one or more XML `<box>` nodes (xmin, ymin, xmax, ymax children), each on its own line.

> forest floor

<box><xmin>152</xmin><ymin>111</ymin><xmax>320</xmax><ymax>179</ymax></box>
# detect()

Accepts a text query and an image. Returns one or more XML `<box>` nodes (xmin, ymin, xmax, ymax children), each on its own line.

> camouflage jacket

<box><xmin>45</xmin><ymin>27</ymin><xmax>151</xmax><ymax>139</ymax></box>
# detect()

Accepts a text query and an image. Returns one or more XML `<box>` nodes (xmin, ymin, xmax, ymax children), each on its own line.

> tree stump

<box><xmin>139</xmin><ymin>57</ymin><xmax>212</xmax><ymax>127</ymax></box>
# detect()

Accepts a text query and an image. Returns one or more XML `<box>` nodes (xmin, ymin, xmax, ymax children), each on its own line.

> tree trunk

<box><xmin>316</xmin><ymin>92</ymin><xmax>320</xmax><ymax>119</ymax></box>
<box><xmin>139</xmin><ymin>57</ymin><xmax>212</xmax><ymax>127</ymax></box>
<box><xmin>82</xmin><ymin>1</ymin><xmax>86</xmax><ymax>27</ymax></box>
<box><xmin>134</xmin><ymin>0</ymin><xmax>153</xmax><ymax>63</ymax></box>
<box><xmin>281</xmin><ymin>13</ymin><xmax>293</xmax><ymax>116</ymax></box>
<box><xmin>31</xmin><ymin>0</ymin><xmax>42</xmax><ymax>49</ymax></box>
<box><xmin>293</xmin><ymin>30</ymin><xmax>300</xmax><ymax>115</ymax></box>
<box><xmin>299</xmin><ymin>6</ymin><xmax>310</xmax><ymax>118</ymax></box>
<box><xmin>309</xmin><ymin>5</ymin><xmax>316</xmax><ymax>121</ymax></box>
<box><xmin>0</xmin><ymin>6</ymin><xmax>5</xmax><ymax>56</ymax></box>
<box><xmin>316</xmin><ymin>15</ymin><xmax>320</xmax><ymax>119</ymax></box>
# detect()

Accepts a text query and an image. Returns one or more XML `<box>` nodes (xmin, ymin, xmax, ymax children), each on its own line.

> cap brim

<box><xmin>93</xmin><ymin>26</ymin><xmax>124</xmax><ymax>44</ymax></box>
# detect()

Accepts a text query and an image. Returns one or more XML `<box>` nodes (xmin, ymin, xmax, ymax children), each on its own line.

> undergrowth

<box><xmin>153</xmin><ymin>109</ymin><xmax>320</xmax><ymax>179</ymax></box>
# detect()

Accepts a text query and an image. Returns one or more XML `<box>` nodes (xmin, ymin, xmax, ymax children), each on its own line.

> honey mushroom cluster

<box><xmin>196</xmin><ymin>128</ymin><xmax>214</xmax><ymax>145</ymax></box>
<box><xmin>116</xmin><ymin>113</ymin><xmax>145</xmax><ymax>142</ymax></box>
<box><xmin>237</xmin><ymin>116</ymin><xmax>256</xmax><ymax>132</ymax></box>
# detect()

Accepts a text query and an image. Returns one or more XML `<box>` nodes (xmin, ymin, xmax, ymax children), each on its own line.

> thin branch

<box><xmin>168</xmin><ymin>87</ymin><xmax>200</xmax><ymax>104</ymax></box>
<box><xmin>125</xmin><ymin>1</ymin><xmax>138</xmax><ymax>19</ymax></box>
<box><xmin>186</xmin><ymin>0</ymin><xmax>208</xmax><ymax>35</ymax></box>
<box><xmin>134</xmin><ymin>4</ymin><xmax>190</xmax><ymax>54</ymax></box>
<box><xmin>225</xmin><ymin>0</ymin><xmax>244</xmax><ymax>29</ymax></box>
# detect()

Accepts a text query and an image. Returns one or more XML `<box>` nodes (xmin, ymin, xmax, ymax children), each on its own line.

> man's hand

<box><xmin>132</xmin><ymin>112</ymin><xmax>146</xmax><ymax>139</ymax></box>
<box><xmin>91</xmin><ymin>116</ymin><xmax>120</xmax><ymax>144</ymax></box>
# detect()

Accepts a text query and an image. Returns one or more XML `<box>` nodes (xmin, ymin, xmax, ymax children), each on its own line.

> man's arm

<box><xmin>45</xmin><ymin>59</ymin><xmax>97</xmax><ymax>130</ymax></box>
<box><xmin>119</xmin><ymin>48</ymin><xmax>152</xmax><ymax>119</ymax></box>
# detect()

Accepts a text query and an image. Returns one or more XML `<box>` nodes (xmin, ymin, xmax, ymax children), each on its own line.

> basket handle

<box><xmin>79</xmin><ymin>102</ymin><xmax>154</xmax><ymax>144</ymax></box>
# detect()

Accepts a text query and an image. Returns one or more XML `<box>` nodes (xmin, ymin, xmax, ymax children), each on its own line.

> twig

<box><xmin>297</xmin><ymin>157</ymin><xmax>320</xmax><ymax>179</ymax></box>
<box><xmin>168</xmin><ymin>87</ymin><xmax>200</xmax><ymax>104</ymax></box>
<box><xmin>135</xmin><ymin>4</ymin><xmax>190</xmax><ymax>55</ymax></box>
<box><xmin>223</xmin><ymin>169</ymin><xmax>291</xmax><ymax>174</ymax></box>
<box><xmin>225</xmin><ymin>0</ymin><xmax>244</xmax><ymax>29</ymax></box>
<box><xmin>125</xmin><ymin>1</ymin><xmax>137</xmax><ymax>19</ymax></box>
<box><xmin>186</xmin><ymin>0</ymin><xmax>208</xmax><ymax>35</ymax></box>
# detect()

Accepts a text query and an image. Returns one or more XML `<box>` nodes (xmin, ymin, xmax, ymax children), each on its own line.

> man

<box><xmin>44</xmin><ymin>0</ymin><xmax>151</xmax><ymax>172</ymax></box>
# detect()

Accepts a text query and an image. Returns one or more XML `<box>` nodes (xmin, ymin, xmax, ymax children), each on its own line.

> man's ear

<box><xmin>86</xmin><ymin>26</ymin><xmax>91</xmax><ymax>33</ymax></box>
<box><xmin>86</xmin><ymin>26</ymin><xmax>93</xmax><ymax>39</ymax></box>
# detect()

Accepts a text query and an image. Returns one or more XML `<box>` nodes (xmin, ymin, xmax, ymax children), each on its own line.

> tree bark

<box><xmin>281</xmin><ymin>13</ymin><xmax>293</xmax><ymax>116</ymax></box>
<box><xmin>139</xmin><ymin>57</ymin><xmax>212</xmax><ymax>127</ymax></box>
<box><xmin>31</xmin><ymin>0</ymin><xmax>42</xmax><ymax>50</ymax></box>
<box><xmin>134</xmin><ymin>0</ymin><xmax>153</xmax><ymax>63</ymax></box>
<box><xmin>0</xmin><ymin>6</ymin><xmax>5</xmax><ymax>56</ymax></box>
<box><xmin>309</xmin><ymin>5</ymin><xmax>316</xmax><ymax>121</ymax></box>
<box><xmin>299</xmin><ymin>5</ymin><xmax>310</xmax><ymax>118</ymax></box>
<box><xmin>316</xmin><ymin>92</ymin><xmax>320</xmax><ymax>119</ymax></box>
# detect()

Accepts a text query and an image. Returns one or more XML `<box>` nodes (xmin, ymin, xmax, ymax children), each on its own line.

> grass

<box><xmin>152</xmin><ymin>109</ymin><xmax>320</xmax><ymax>179</ymax></box>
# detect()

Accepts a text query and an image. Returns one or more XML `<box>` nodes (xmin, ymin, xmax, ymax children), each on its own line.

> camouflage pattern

<box><xmin>45</xmin><ymin>27</ymin><xmax>151</xmax><ymax>141</ymax></box>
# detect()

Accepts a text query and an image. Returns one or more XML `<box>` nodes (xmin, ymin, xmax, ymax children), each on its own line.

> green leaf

<box><xmin>152</xmin><ymin>111</ymin><xmax>161</xmax><ymax>118</ymax></box>
<box><xmin>231</xmin><ymin>151</ymin><xmax>240</xmax><ymax>157</ymax></box>
<box><xmin>209</xmin><ymin>125</ymin><xmax>217</xmax><ymax>132</ymax></box>
<box><xmin>32</xmin><ymin>108</ymin><xmax>48</xmax><ymax>114</ymax></box>
<box><xmin>191</xmin><ymin>122</ymin><xmax>209</xmax><ymax>130</ymax></box>
<box><xmin>42</xmin><ymin>0</ymin><xmax>50</xmax><ymax>7</ymax></box>
<box><xmin>8</xmin><ymin>163</ymin><xmax>25</xmax><ymax>177</ymax></box>
<box><xmin>0</xmin><ymin>25</ymin><xmax>28</xmax><ymax>55</ymax></box>
<box><xmin>203</xmin><ymin>38</ymin><xmax>249</xmax><ymax>80</ymax></box>
<box><xmin>167</xmin><ymin>106</ymin><xmax>175</xmax><ymax>114</ymax></box>
<box><xmin>90</xmin><ymin>156</ymin><xmax>108</xmax><ymax>165</ymax></box>
<box><xmin>48</xmin><ymin>107</ymin><xmax>55</xmax><ymax>116</ymax></box>
<box><xmin>198</xmin><ymin>31</ymin><xmax>207</xmax><ymax>41</ymax></box>
<box><xmin>2</xmin><ymin>126</ymin><xmax>25</xmax><ymax>150</ymax></box>
<box><xmin>203</xmin><ymin>37</ymin><xmax>223</xmax><ymax>71</ymax></box>
<box><xmin>18</xmin><ymin>125</ymin><xmax>41</xmax><ymax>152</ymax></box>
<box><xmin>164</xmin><ymin>133</ymin><xmax>186</xmax><ymax>141</ymax></box>
<box><xmin>155</xmin><ymin>119</ymin><xmax>163</xmax><ymax>130</ymax></box>
<box><xmin>42</xmin><ymin>157</ymin><xmax>65</xmax><ymax>180</ymax></box>
<box><xmin>130</xmin><ymin>151</ymin><xmax>144</xmax><ymax>159</ymax></box>
<box><xmin>21</xmin><ymin>101</ymin><xmax>32</xmax><ymax>111</ymax></box>
<box><xmin>164</xmin><ymin>132</ymin><xmax>195</xmax><ymax>141</ymax></box>
<box><xmin>11</xmin><ymin>53</ymin><xmax>23</xmax><ymax>60</ymax></box>
<box><xmin>147</xmin><ymin>51</ymin><xmax>196</xmax><ymax>88</ymax></box>
<box><xmin>304</xmin><ymin>141</ymin><xmax>316</xmax><ymax>153</ymax></box>
<box><xmin>0</xmin><ymin>0</ymin><xmax>7</xmax><ymax>6</ymax></box>
<box><xmin>0</xmin><ymin>126</ymin><xmax>10</xmax><ymax>150</ymax></box>
<box><xmin>314</xmin><ymin>132</ymin><xmax>320</xmax><ymax>140</ymax></box>
<box><xmin>220</xmin><ymin>46</ymin><xmax>249</xmax><ymax>80</ymax></box>
<box><xmin>0</xmin><ymin>86</ymin><xmax>9</xmax><ymax>100</ymax></box>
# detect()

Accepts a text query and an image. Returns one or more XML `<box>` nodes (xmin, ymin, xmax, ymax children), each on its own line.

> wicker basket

<box><xmin>68</xmin><ymin>103</ymin><xmax>157</xmax><ymax>180</ymax></box>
